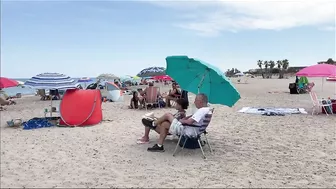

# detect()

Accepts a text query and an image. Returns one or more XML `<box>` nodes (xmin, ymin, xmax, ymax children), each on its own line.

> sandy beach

<box><xmin>1</xmin><ymin>77</ymin><xmax>335</xmax><ymax>188</ymax></box>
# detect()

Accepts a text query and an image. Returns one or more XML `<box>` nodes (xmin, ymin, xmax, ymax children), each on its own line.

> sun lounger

<box><xmin>38</xmin><ymin>89</ymin><xmax>51</xmax><ymax>100</ymax></box>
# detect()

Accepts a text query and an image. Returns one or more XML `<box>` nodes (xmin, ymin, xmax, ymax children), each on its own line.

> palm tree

<box><xmin>280</xmin><ymin>59</ymin><xmax>289</xmax><ymax>78</ymax></box>
<box><xmin>263</xmin><ymin>61</ymin><xmax>268</xmax><ymax>78</ymax></box>
<box><xmin>257</xmin><ymin>60</ymin><xmax>263</xmax><ymax>69</ymax></box>
<box><xmin>326</xmin><ymin>58</ymin><xmax>335</xmax><ymax>65</ymax></box>
<box><xmin>226</xmin><ymin>69</ymin><xmax>231</xmax><ymax>77</ymax></box>
<box><xmin>276</xmin><ymin>60</ymin><xmax>283</xmax><ymax>78</ymax></box>
<box><xmin>282</xmin><ymin>59</ymin><xmax>289</xmax><ymax>70</ymax></box>
<box><xmin>269</xmin><ymin>60</ymin><xmax>275</xmax><ymax>78</ymax></box>
<box><xmin>257</xmin><ymin>60</ymin><xmax>263</xmax><ymax>77</ymax></box>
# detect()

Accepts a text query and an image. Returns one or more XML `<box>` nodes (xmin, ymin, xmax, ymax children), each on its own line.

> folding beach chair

<box><xmin>310</xmin><ymin>91</ymin><xmax>333</xmax><ymax>116</ymax></box>
<box><xmin>173</xmin><ymin>108</ymin><xmax>214</xmax><ymax>159</ymax></box>
<box><xmin>144</xmin><ymin>87</ymin><xmax>161</xmax><ymax>110</ymax></box>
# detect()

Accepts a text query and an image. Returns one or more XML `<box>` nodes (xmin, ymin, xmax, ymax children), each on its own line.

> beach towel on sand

<box><xmin>238</xmin><ymin>107</ymin><xmax>307</xmax><ymax>116</ymax></box>
<box><xmin>23</xmin><ymin>117</ymin><xmax>57</xmax><ymax>130</ymax></box>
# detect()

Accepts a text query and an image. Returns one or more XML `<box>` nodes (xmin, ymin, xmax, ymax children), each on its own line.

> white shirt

<box><xmin>182</xmin><ymin>107</ymin><xmax>211</xmax><ymax>137</ymax></box>
<box><xmin>191</xmin><ymin>107</ymin><xmax>211</xmax><ymax>126</ymax></box>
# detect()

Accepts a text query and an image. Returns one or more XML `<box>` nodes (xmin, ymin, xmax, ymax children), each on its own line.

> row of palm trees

<box><xmin>257</xmin><ymin>59</ymin><xmax>290</xmax><ymax>78</ymax></box>
<box><xmin>225</xmin><ymin>68</ymin><xmax>241</xmax><ymax>77</ymax></box>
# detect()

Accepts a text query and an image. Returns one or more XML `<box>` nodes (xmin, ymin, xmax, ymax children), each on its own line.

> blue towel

<box><xmin>23</xmin><ymin>117</ymin><xmax>55</xmax><ymax>130</ymax></box>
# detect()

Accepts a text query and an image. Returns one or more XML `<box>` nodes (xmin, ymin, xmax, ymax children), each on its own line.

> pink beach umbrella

<box><xmin>296</xmin><ymin>64</ymin><xmax>336</xmax><ymax>77</ymax></box>
<box><xmin>296</xmin><ymin>64</ymin><xmax>336</xmax><ymax>91</ymax></box>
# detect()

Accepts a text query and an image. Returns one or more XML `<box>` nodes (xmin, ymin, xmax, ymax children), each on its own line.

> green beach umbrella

<box><xmin>166</xmin><ymin>56</ymin><xmax>241</xmax><ymax>107</ymax></box>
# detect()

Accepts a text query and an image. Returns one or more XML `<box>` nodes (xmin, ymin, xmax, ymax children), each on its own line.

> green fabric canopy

<box><xmin>166</xmin><ymin>56</ymin><xmax>240</xmax><ymax>107</ymax></box>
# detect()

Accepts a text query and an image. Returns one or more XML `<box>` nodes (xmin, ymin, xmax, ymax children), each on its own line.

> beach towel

<box><xmin>238</xmin><ymin>107</ymin><xmax>307</xmax><ymax>116</ymax></box>
<box><xmin>23</xmin><ymin>117</ymin><xmax>56</xmax><ymax>130</ymax></box>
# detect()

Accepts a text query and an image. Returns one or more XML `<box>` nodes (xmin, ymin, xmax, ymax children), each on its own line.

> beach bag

<box><xmin>179</xmin><ymin>135</ymin><xmax>200</xmax><ymax>149</ymax></box>
<box><xmin>289</xmin><ymin>83</ymin><xmax>298</xmax><ymax>94</ymax></box>
<box><xmin>158</xmin><ymin>99</ymin><xmax>166</xmax><ymax>107</ymax></box>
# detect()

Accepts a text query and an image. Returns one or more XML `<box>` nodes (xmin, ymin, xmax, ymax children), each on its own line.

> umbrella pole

<box><xmin>197</xmin><ymin>73</ymin><xmax>207</xmax><ymax>94</ymax></box>
<box><xmin>50</xmin><ymin>97</ymin><xmax>53</xmax><ymax>117</ymax></box>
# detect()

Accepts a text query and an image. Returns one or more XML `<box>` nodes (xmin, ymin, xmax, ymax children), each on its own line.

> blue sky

<box><xmin>1</xmin><ymin>0</ymin><xmax>335</xmax><ymax>78</ymax></box>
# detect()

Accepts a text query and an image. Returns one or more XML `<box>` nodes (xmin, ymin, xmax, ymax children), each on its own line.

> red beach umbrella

<box><xmin>0</xmin><ymin>77</ymin><xmax>19</xmax><ymax>89</ymax></box>
<box><xmin>152</xmin><ymin>75</ymin><xmax>173</xmax><ymax>81</ymax></box>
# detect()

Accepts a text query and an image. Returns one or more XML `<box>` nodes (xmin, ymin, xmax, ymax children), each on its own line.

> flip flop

<box><xmin>137</xmin><ymin>137</ymin><xmax>149</xmax><ymax>144</ymax></box>
<box><xmin>136</xmin><ymin>138</ymin><xmax>149</xmax><ymax>144</ymax></box>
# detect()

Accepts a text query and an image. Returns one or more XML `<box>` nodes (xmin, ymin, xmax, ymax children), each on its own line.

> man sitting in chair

<box><xmin>147</xmin><ymin>93</ymin><xmax>211</xmax><ymax>152</ymax></box>
<box><xmin>164</xmin><ymin>83</ymin><xmax>181</xmax><ymax>107</ymax></box>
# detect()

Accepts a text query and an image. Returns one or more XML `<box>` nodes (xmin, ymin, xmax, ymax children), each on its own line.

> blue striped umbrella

<box><xmin>24</xmin><ymin>73</ymin><xmax>78</xmax><ymax>89</ymax></box>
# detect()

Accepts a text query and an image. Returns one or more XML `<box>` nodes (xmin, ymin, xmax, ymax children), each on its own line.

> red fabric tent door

<box><xmin>59</xmin><ymin>89</ymin><xmax>103</xmax><ymax>127</ymax></box>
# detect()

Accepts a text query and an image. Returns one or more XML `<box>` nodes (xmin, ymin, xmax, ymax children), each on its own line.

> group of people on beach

<box><xmin>128</xmin><ymin>82</ymin><xmax>184</xmax><ymax>109</ymax></box>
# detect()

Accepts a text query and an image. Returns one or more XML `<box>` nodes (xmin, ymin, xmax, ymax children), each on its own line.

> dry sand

<box><xmin>1</xmin><ymin>77</ymin><xmax>335</xmax><ymax>188</ymax></box>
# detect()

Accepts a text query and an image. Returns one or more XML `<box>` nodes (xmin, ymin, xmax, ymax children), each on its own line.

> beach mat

<box><xmin>238</xmin><ymin>107</ymin><xmax>307</xmax><ymax>116</ymax></box>
<box><xmin>23</xmin><ymin>117</ymin><xmax>59</xmax><ymax>130</ymax></box>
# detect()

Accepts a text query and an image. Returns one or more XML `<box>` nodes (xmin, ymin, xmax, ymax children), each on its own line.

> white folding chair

<box><xmin>310</xmin><ymin>91</ymin><xmax>333</xmax><ymax>116</ymax></box>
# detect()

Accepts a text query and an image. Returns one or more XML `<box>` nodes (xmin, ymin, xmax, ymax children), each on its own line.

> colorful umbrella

<box><xmin>24</xmin><ymin>73</ymin><xmax>78</xmax><ymax>89</ymax></box>
<box><xmin>296</xmin><ymin>64</ymin><xmax>336</xmax><ymax>77</ymax></box>
<box><xmin>137</xmin><ymin>67</ymin><xmax>166</xmax><ymax>77</ymax></box>
<box><xmin>97</xmin><ymin>73</ymin><xmax>119</xmax><ymax>80</ymax></box>
<box><xmin>120</xmin><ymin>76</ymin><xmax>136</xmax><ymax>83</ymax></box>
<box><xmin>152</xmin><ymin>75</ymin><xmax>172</xmax><ymax>81</ymax></box>
<box><xmin>235</xmin><ymin>73</ymin><xmax>244</xmax><ymax>76</ymax></box>
<box><xmin>166</xmin><ymin>56</ymin><xmax>240</xmax><ymax>107</ymax></box>
<box><xmin>78</xmin><ymin>77</ymin><xmax>92</xmax><ymax>82</ymax></box>
<box><xmin>0</xmin><ymin>77</ymin><xmax>19</xmax><ymax>89</ymax></box>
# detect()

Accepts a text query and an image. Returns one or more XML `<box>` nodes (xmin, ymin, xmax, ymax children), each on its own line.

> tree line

<box><xmin>225</xmin><ymin>68</ymin><xmax>241</xmax><ymax>77</ymax></box>
<box><xmin>256</xmin><ymin>59</ymin><xmax>289</xmax><ymax>79</ymax></box>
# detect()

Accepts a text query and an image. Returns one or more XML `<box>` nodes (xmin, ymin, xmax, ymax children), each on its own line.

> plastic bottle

<box><xmin>327</xmin><ymin>97</ymin><xmax>332</xmax><ymax>114</ymax></box>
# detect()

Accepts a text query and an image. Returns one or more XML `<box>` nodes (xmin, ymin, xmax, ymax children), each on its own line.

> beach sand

<box><xmin>1</xmin><ymin>77</ymin><xmax>335</xmax><ymax>188</ymax></box>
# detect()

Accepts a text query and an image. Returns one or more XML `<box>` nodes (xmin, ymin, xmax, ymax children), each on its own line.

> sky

<box><xmin>1</xmin><ymin>0</ymin><xmax>335</xmax><ymax>78</ymax></box>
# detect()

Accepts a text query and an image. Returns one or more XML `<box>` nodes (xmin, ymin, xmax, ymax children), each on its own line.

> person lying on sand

<box><xmin>145</xmin><ymin>93</ymin><xmax>211</xmax><ymax>152</ymax></box>
<box><xmin>0</xmin><ymin>96</ymin><xmax>16</xmax><ymax>106</ymax></box>
<box><xmin>137</xmin><ymin>98</ymin><xmax>189</xmax><ymax>144</ymax></box>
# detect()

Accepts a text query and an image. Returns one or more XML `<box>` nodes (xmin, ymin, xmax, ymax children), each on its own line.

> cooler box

<box><xmin>289</xmin><ymin>83</ymin><xmax>298</xmax><ymax>94</ymax></box>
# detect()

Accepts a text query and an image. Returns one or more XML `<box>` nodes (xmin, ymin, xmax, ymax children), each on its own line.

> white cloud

<box><xmin>146</xmin><ymin>0</ymin><xmax>336</xmax><ymax>36</ymax></box>
<box><xmin>320</xmin><ymin>26</ymin><xmax>336</xmax><ymax>31</ymax></box>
